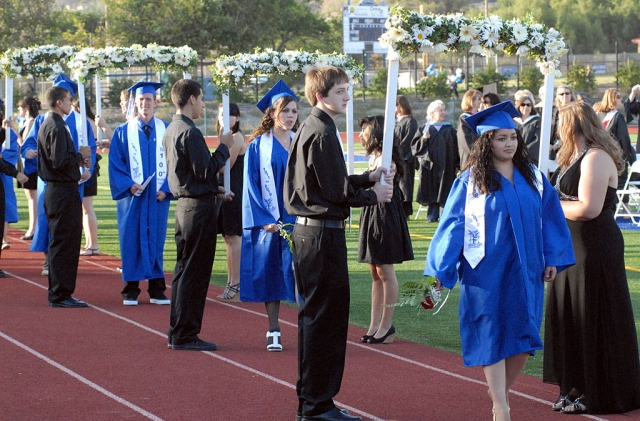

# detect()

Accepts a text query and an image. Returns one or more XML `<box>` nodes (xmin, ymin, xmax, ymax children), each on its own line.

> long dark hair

<box><xmin>358</xmin><ymin>115</ymin><xmax>405</xmax><ymax>182</ymax></box>
<box><xmin>250</xmin><ymin>96</ymin><xmax>299</xmax><ymax>141</ymax></box>
<box><xmin>72</xmin><ymin>97</ymin><xmax>95</xmax><ymax>120</ymax></box>
<box><xmin>466</xmin><ymin>129</ymin><xmax>536</xmax><ymax>194</ymax></box>
<box><xmin>216</xmin><ymin>102</ymin><xmax>241</xmax><ymax>134</ymax></box>
<box><xmin>19</xmin><ymin>96</ymin><xmax>41</xmax><ymax>118</ymax></box>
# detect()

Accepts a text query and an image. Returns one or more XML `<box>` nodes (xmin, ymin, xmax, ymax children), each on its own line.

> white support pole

<box><xmin>95</xmin><ymin>74</ymin><xmax>102</xmax><ymax>144</ymax></box>
<box><xmin>76</xmin><ymin>80</ymin><xmax>89</xmax><ymax>149</ymax></box>
<box><xmin>346</xmin><ymin>82</ymin><xmax>355</xmax><ymax>232</ymax></box>
<box><xmin>381</xmin><ymin>58</ymin><xmax>400</xmax><ymax>184</ymax></box>
<box><xmin>346</xmin><ymin>82</ymin><xmax>354</xmax><ymax>175</ymax></box>
<box><xmin>4</xmin><ymin>77</ymin><xmax>13</xmax><ymax>150</ymax></box>
<box><xmin>222</xmin><ymin>92</ymin><xmax>231</xmax><ymax>196</ymax></box>
<box><xmin>537</xmin><ymin>72</ymin><xmax>555</xmax><ymax>176</ymax></box>
<box><xmin>183</xmin><ymin>71</ymin><xmax>191</xmax><ymax>80</ymax></box>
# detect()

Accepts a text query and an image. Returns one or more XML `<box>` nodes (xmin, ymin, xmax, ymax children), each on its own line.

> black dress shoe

<box><xmin>297</xmin><ymin>409</ymin><xmax>352</xmax><ymax>421</ymax></box>
<box><xmin>49</xmin><ymin>297</ymin><xmax>88</xmax><ymax>308</ymax></box>
<box><xmin>0</xmin><ymin>269</ymin><xmax>7</xmax><ymax>278</ymax></box>
<box><xmin>171</xmin><ymin>338</ymin><xmax>218</xmax><ymax>351</ymax></box>
<box><xmin>368</xmin><ymin>325</ymin><xmax>395</xmax><ymax>344</ymax></box>
<box><xmin>302</xmin><ymin>408</ymin><xmax>361</xmax><ymax>421</ymax></box>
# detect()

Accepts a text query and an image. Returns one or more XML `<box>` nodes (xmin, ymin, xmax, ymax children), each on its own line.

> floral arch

<box><xmin>378</xmin><ymin>6</ymin><xmax>568</xmax><ymax>175</ymax></box>
<box><xmin>211</xmin><ymin>48</ymin><xmax>366</xmax><ymax>191</ymax></box>
<box><xmin>1</xmin><ymin>44</ymin><xmax>198</xmax><ymax>147</ymax></box>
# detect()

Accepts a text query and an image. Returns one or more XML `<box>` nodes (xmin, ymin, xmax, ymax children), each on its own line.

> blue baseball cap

<box><xmin>52</xmin><ymin>74</ymin><xmax>78</xmax><ymax>97</ymax></box>
<box><xmin>128</xmin><ymin>81</ymin><xmax>165</xmax><ymax>97</ymax></box>
<box><xmin>256</xmin><ymin>79</ymin><xmax>299</xmax><ymax>113</ymax></box>
<box><xmin>465</xmin><ymin>101</ymin><xmax>520</xmax><ymax>135</ymax></box>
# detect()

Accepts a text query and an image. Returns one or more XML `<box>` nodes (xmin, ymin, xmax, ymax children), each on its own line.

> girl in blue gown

<box><xmin>425</xmin><ymin>102</ymin><xmax>575</xmax><ymax>421</ymax></box>
<box><xmin>240</xmin><ymin>80</ymin><xmax>299</xmax><ymax>351</ymax></box>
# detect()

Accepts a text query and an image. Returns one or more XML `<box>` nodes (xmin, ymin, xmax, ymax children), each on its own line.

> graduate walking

<box><xmin>109</xmin><ymin>81</ymin><xmax>171</xmax><ymax>306</ymax></box>
<box><xmin>241</xmin><ymin>80</ymin><xmax>298</xmax><ymax>351</ymax></box>
<box><xmin>424</xmin><ymin>102</ymin><xmax>575</xmax><ymax>421</ymax></box>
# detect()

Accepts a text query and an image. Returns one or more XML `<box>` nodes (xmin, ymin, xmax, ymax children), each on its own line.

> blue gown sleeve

<box><xmin>108</xmin><ymin>124</ymin><xmax>135</xmax><ymax>200</ymax></box>
<box><xmin>242</xmin><ymin>138</ymin><xmax>279</xmax><ymax>230</ymax></box>
<box><xmin>21</xmin><ymin>115</ymin><xmax>42</xmax><ymax>175</ymax></box>
<box><xmin>3</xmin><ymin>130</ymin><xmax>19</xmax><ymax>166</ymax></box>
<box><xmin>87</xmin><ymin>121</ymin><xmax>97</xmax><ymax>175</ymax></box>
<box><xmin>540</xmin><ymin>174</ymin><xmax>576</xmax><ymax>273</ymax></box>
<box><xmin>424</xmin><ymin>174</ymin><xmax>468</xmax><ymax>289</ymax></box>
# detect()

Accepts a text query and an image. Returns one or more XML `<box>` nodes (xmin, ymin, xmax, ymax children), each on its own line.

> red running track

<box><xmin>0</xmin><ymin>229</ymin><xmax>638</xmax><ymax>421</ymax></box>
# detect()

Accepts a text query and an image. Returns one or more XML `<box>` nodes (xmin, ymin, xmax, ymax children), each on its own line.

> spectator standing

<box><xmin>543</xmin><ymin>102</ymin><xmax>640</xmax><ymax>415</ymax></box>
<box><xmin>413</xmin><ymin>100</ymin><xmax>459</xmax><ymax>223</ymax></box>
<box><xmin>394</xmin><ymin>95</ymin><xmax>419</xmax><ymax>218</ymax></box>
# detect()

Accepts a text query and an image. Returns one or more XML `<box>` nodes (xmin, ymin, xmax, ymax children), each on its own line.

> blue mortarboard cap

<box><xmin>128</xmin><ymin>81</ymin><xmax>165</xmax><ymax>97</ymax></box>
<box><xmin>53</xmin><ymin>74</ymin><xmax>78</xmax><ymax>97</ymax></box>
<box><xmin>465</xmin><ymin>101</ymin><xmax>520</xmax><ymax>135</ymax></box>
<box><xmin>256</xmin><ymin>80</ymin><xmax>299</xmax><ymax>113</ymax></box>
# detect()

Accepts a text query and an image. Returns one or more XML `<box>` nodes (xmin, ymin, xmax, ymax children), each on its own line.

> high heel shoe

<box><xmin>360</xmin><ymin>333</ymin><xmax>376</xmax><ymax>343</ymax></box>
<box><xmin>217</xmin><ymin>283</ymin><xmax>240</xmax><ymax>302</ymax></box>
<box><xmin>368</xmin><ymin>325</ymin><xmax>395</xmax><ymax>344</ymax></box>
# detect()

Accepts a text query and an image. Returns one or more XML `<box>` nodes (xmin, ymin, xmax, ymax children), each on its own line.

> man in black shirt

<box><xmin>38</xmin><ymin>86</ymin><xmax>91</xmax><ymax>308</ymax></box>
<box><xmin>163</xmin><ymin>79</ymin><xmax>235</xmax><ymax>351</ymax></box>
<box><xmin>284</xmin><ymin>67</ymin><xmax>393</xmax><ymax>421</ymax></box>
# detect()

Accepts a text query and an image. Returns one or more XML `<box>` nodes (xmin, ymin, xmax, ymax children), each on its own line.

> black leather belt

<box><xmin>296</xmin><ymin>217</ymin><xmax>345</xmax><ymax>229</ymax></box>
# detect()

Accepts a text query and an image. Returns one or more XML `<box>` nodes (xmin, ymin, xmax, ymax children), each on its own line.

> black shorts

<box><xmin>16</xmin><ymin>172</ymin><xmax>37</xmax><ymax>190</ymax></box>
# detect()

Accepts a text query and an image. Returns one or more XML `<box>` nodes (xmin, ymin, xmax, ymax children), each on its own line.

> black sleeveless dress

<box><xmin>543</xmin><ymin>152</ymin><xmax>640</xmax><ymax>414</ymax></box>
<box><xmin>217</xmin><ymin>153</ymin><xmax>244</xmax><ymax>236</ymax></box>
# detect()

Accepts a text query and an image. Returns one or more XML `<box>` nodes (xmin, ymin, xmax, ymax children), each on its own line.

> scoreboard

<box><xmin>343</xmin><ymin>4</ymin><xmax>389</xmax><ymax>54</ymax></box>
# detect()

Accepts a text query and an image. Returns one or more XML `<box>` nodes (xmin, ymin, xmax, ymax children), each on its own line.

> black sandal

<box><xmin>560</xmin><ymin>396</ymin><xmax>587</xmax><ymax>414</ymax></box>
<box><xmin>217</xmin><ymin>283</ymin><xmax>240</xmax><ymax>302</ymax></box>
<box><xmin>552</xmin><ymin>394</ymin><xmax>570</xmax><ymax>411</ymax></box>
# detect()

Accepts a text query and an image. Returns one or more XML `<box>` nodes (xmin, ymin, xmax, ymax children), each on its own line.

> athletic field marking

<box><xmin>4</xmin><ymin>269</ymin><xmax>615</xmax><ymax>420</ymax></box>
<box><xmin>210</xmin><ymin>297</ymin><xmax>610</xmax><ymax>420</ymax></box>
<box><xmin>6</xmin><ymin>272</ymin><xmax>383</xmax><ymax>421</ymax></box>
<box><xmin>0</xmin><ymin>329</ymin><xmax>164</xmax><ymax>421</ymax></box>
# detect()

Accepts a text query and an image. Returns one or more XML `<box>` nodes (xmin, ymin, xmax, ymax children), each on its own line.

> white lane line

<box><xmin>0</xmin><ymin>330</ymin><xmax>164</xmax><ymax>421</ymax></box>
<box><xmin>5</xmin><ymin>272</ymin><xmax>383</xmax><ymax>421</ymax></box>
<box><xmin>209</xmin><ymin>299</ymin><xmax>610</xmax><ymax>420</ymax></box>
<box><xmin>6</xmin><ymin>270</ymin><xmax>609</xmax><ymax>421</ymax></box>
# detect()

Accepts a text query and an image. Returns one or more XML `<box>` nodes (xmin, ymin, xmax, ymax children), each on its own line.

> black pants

<box><xmin>45</xmin><ymin>181</ymin><xmax>82</xmax><ymax>303</ymax></box>
<box><xmin>293</xmin><ymin>224</ymin><xmax>349</xmax><ymax>417</ymax></box>
<box><xmin>169</xmin><ymin>195</ymin><xmax>218</xmax><ymax>346</ymax></box>
<box><xmin>121</xmin><ymin>278</ymin><xmax>166</xmax><ymax>298</ymax></box>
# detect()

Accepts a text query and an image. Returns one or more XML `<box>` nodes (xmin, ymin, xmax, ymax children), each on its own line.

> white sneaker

<box><xmin>150</xmin><ymin>296</ymin><xmax>171</xmax><ymax>305</ymax></box>
<box><xmin>266</xmin><ymin>331</ymin><xmax>282</xmax><ymax>352</ymax></box>
<box><xmin>123</xmin><ymin>298</ymin><xmax>138</xmax><ymax>306</ymax></box>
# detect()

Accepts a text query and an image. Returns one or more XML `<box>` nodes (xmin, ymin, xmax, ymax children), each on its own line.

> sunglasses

<box><xmin>616</xmin><ymin>94</ymin><xmax>622</xmax><ymax>98</ymax></box>
<box><xmin>558</xmin><ymin>92</ymin><xmax>571</xmax><ymax>96</ymax></box>
<box><xmin>482</xmin><ymin>100</ymin><xmax>492</xmax><ymax>104</ymax></box>
<box><xmin>521</xmin><ymin>103</ymin><xmax>532</xmax><ymax>107</ymax></box>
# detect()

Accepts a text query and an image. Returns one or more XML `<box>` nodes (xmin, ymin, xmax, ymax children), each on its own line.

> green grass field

<box><xmin>12</xmin><ymin>151</ymin><xmax>640</xmax><ymax>378</ymax></box>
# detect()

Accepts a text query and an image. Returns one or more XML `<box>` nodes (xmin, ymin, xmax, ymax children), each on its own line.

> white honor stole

<box><xmin>259</xmin><ymin>130</ymin><xmax>294</xmax><ymax>222</ymax></box>
<box><xmin>602</xmin><ymin>110</ymin><xmax>617</xmax><ymax>129</ymax></box>
<box><xmin>64</xmin><ymin>110</ymin><xmax>86</xmax><ymax>177</ymax></box>
<box><xmin>126</xmin><ymin>117</ymin><xmax>166</xmax><ymax>193</ymax></box>
<box><xmin>463</xmin><ymin>167</ymin><xmax>544</xmax><ymax>268</ymax></box>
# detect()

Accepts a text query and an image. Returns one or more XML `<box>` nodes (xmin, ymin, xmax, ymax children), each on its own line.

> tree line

<box><xmin>1</xmin><ymin>0</ymin><xmax>638</xmax><ymax>64</ymax></box>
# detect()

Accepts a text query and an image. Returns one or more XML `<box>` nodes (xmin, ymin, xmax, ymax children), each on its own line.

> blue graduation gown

<box><xmin>109</xmin><ymin>117</ymin><xmax>171</xmax><ymax>282</ymax></box>
<box><xmin>240</xmin><ymin>135</ymin><xmax>296</xmax><ymax>303</ymax></box>
<box><xmin>2</xmin><ymin>130</ymin><xmax>19</xmax><ymax>223</ymax></box>
<box><xmin>20</xmin><ymin>115</ymin><xmax>43</xmax><ymax>177</ymax></box>
<box><xmin>30</xmin><ymin>112</ymin><xmax>96</xmax><ymax>252</ymax></box>
<box><xmin>425</xmin><ymin>167</ymin><xmax>575</xmax><ymax>367</ymax></box>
